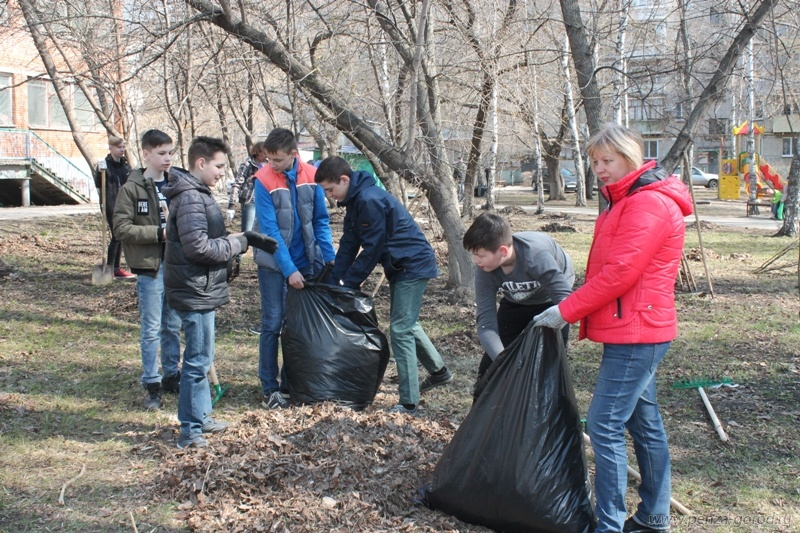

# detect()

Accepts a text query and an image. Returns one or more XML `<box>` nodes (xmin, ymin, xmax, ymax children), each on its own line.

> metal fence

<box><xmin>0</xmin><ymin>128</ymin><xmax>92</xmax><ymax>200</ymax></box>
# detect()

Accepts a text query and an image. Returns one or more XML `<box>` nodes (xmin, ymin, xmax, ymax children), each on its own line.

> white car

<box><xmin>672</xmin><ymin>166</ymin><xmax>719</xmax><ymax>189</ymax></box>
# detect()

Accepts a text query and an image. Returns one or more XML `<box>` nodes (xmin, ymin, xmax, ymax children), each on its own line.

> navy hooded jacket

<box><xmin>331</xmin><ymin>170</ymin><xmax>439</xmax><ymax>288</ymax></box>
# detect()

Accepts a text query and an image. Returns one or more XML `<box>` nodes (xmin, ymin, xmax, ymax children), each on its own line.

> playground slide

<box><xmin>758</xmin><ymin>161</ymin><xmax>786</xmax><ymax>192</ymax></box>
<box><xmin>740</xmin><ymin>154</ymin><xmax>786</xmax><ymax>196</ymax></box>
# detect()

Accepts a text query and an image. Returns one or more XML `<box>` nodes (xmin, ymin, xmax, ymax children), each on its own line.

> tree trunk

<box><xmin>559</xmin><ymin>0</ymin><xmax>602</xmax><ymax>136</ymax></box>
<box><xmin>529</xmin><ymin>63</ymin><xmax>545</xmax><ymax>214</ymax></box>
<box><xmin>776</xmin><ymin>145</ymin><xmax>799</xmax><ymax>237</ymax></box>
<box><xmin>560</xmin><ymin>35</ymin><xmax>586</xmax><ymax>207</ymax></box>
<box><xmin>486</xmin><ymin>79</ymin><xmax>498</xmax><ymax>211</ymax></box>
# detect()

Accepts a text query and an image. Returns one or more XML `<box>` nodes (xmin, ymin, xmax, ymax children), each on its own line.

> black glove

<box><xmin>244</xmin><ymin>231</ymin><xmax>279</xmax><ymax>254</ymax></box>
<box><xmin>314</xmin><ymin>262</ymin><xmax>334</xmax><ymax>283</ymax></box>
<box><xmin>226</xmin><ymin>255</ymin><xmax>241</xmax><ymax>283</ymax></box>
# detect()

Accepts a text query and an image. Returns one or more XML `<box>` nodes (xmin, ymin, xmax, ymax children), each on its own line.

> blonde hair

<box><xmin>108</xmin><ymin>135</ymin><xmax>125</xmax><ymax>147</ymax></box>
<box><xmin>586</xmin><ymin>123</ymin><xmax>644</xmax><ymax>172</ymax></box>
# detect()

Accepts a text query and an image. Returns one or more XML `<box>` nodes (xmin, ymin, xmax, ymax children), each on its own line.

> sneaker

<box><xmin>114</xmin><ymin>268</ymin><xmax>136</xmax><ymax>279</ymax></box>
<box><xmin>420</xmin><ymin>367</ymin><xmax>453</xmax><ymax>392</ymax></box>
<box><xmin>177</xmin><ymin>433</ymin><xmax>208</xmax><ymax>449</ymax></box>
<box><xmin>262</xmin><ymin>390</ymin><xmax>290</xmax><ymax>409</ymax></box>
<box><xmin>162</xmin><ymin>372</ymin><xmax>180</xmax><ymax>394</ymax></box>
<box><xmin>143</xmin><ymin>382</ymin><xmax>163</xmax><ymax>410</ymax></box>
<box><xmin>388</xmin><ymin>403</ymin><xmax>419</xmax><ymax>415</ymax></box>
<box><xmin>623</xmin><ymin>517</ymin><xmax>670</xmax><ymax>533</ymax></box>
<box><xmin>201</xmin><ymin>417</ymin><xmax>230</xmax><ymax>434</ymax></box>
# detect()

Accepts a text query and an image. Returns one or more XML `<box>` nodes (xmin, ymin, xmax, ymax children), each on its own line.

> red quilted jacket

<box><xmin>559</xmin><ymin>160</ymin><xmax>693</xmax><ymax>343</ymax></box>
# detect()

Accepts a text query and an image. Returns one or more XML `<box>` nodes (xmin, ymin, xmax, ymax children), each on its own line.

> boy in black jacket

<box><xmin>95</xmin><ymin>136</ymin><xmax>133</xmax><ymax>278</ymax></box>
<box><xmin>163</xmin><ymin>136</ymin><xmax>277</xmax><ymax>449</ymax></box>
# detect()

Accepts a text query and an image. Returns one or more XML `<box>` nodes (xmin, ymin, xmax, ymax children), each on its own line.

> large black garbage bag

<box><xmin>422</xmin><ymin>325</ymin><xmax>595</xmax><ymax>533</ymax></box>
<box><xmin>282</xmin><ymin>281</ymin><xmax>390</xmax><ymax>411</ymax></box>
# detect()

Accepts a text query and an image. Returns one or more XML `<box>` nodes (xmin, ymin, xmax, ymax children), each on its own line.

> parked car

<box><xmin>560</xmin><ymin>168</ymin><xmax>578</xmax><ymax>192</ymax></box>
<box><xmin>672</xmin><ymin>166</ymin><xmax>719</xmax><ymax>189</ymax></box>
<box><xmin>531</xmin><ymin>167</ymin><xmax>578</xmax><ymax>193</ymax></box>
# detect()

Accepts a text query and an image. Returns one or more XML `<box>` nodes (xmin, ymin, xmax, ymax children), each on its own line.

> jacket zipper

<box><xmin>616</xmin><ymin>297</ymin><xmax>622</xmax><ymax>319</ymax></box>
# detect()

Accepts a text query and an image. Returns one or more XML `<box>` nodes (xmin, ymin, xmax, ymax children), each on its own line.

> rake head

<box><xmin>211</xmin><ymin>383</ymin><xmax>230</xmax><ymax>406</ymax></box>
<box><xmin>671</xmin><ymin>377</ymin><xmax>733</xmax><ymax>389</ymax></box>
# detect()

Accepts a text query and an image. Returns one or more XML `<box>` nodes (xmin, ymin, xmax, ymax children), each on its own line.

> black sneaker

<box><xmin>388</xmin><ymin>403</ymin><xmax>419</xmax><ymax>416</ymax></box>
<box><xmin>623</xmin><ymin>517</ymin><xmax>670</xmax><ymax>533</ymax></box>
<box><xmin>420</xmin><ymin>367</ymin><xmax>453</xmax><ymax>392</ymax></box>
<box><xmin>143</xmin><ymin>382</ymin><xmax>162</xmax><ymax>410</ymax></box>
<box><xmin>201</xmin><ymin>417</ymin><xmax>230</xmax><ymax>434</ymax></box>
<box><xmin>262</xmin><ymin>390</ymin><xmax>289</xmax><ymax>409</ymax></box>
<box><xmin>162</xmin><ymin>372</ymin><xmax>180</xmax><ymax>394</ymax></box>
<box><xmin>177</xmin><ymin>433</ymin><xmax>208</xmax><ymax>449</ymax></box>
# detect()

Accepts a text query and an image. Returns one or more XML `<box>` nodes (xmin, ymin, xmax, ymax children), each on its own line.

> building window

<box><xmin>629</xmin><ymin>98</ymin><xmax>665</xmax><ymax>121</ymax></box>
<box><xmin>74</xmin><ymin>88</ymin><xmax>95</xmax><ymax>129</ymax></box>
<box><xmin>644</xmin><ymin>140</ymin><xmax>658</xmax><ymax>160</ymax></box>
<box><xmin>709</xmin><ymin>7</ymin><xmax>722</xmax><ymax>24</ymax></box>
<box><xmin>27</xmin><ymin>79</ymin><xmax>94</xmax><ymax>129</ymax></box>
<box><xmin>28</xmin><ymin>80</ymin><xmax>48</xmax><ymax>126</ymax></box>
<box><xmin>0</xmin><ymin>73</ymin><xmax>11</xmax><ymax>125</ymax></box>
<box><xmin>708</xmin><ymin>118</ymin><xmax>730</xmax><ymax>135</ymax></box>
<box><xmin>782</xmin><ymin>138</ymin><xmax>799</xmax><ymax>157</ymax></box>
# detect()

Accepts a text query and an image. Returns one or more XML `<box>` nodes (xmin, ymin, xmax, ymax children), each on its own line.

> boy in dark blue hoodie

<box><xmin>315</xmin><ymin>156</ymin><xmax>452</xmax><ymax>415</ymax></box>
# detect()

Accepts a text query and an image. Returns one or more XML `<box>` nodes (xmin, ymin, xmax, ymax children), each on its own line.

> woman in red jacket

<box><xmin>534</xmin><ymin>124</ymin><xmax>692</xmax><ymax>533</ymax></box>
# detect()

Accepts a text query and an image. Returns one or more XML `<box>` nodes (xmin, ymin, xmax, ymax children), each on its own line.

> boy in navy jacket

<box><xmin>315</xmin><ymin>156</ymin><xmax>452</xmax><ymax>415</ymax></box>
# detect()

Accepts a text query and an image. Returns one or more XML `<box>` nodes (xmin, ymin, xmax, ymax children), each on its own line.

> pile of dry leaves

<box><xmin>143</xmin><ymin>404</ymin><xmax>491</xmax><ymax>532</ymax></box>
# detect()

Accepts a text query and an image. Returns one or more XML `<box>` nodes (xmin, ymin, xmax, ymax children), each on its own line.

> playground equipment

<box><xmin>720</xmin><ymin>121</ymin><xmax>787</xmax><ymax>203</ymax></box>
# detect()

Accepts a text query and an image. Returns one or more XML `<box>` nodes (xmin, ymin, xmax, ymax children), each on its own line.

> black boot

<box><xmin>143</xmin><ymin>382</ymin><xmax>163</xmax><ymax>410</ymax></box>
<box><xmin>162</xmin><ymin>372</ymin><xmax>181</xmax><ymax>394</ymax></box>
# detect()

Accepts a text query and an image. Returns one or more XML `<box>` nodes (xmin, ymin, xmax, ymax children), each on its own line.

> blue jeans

<box><xmin>177</xmin><ymin>309</ymin><xmax>215</xmax><ymax>438</ymax></box>
<box><xmin>587</xmin><ymin>342</ymin><xmax>672</xmax><ymax>533</ymax></box>
<box><xmin>257</xmin><ymin>264</ymin><xmax>316</xmax><ymax>395</ymax></box>
<box><xmin>389</xmin><ymin>279</ymin><xmax>445</xmax><ymax>405</ymax></box>
<box><xmin>136</xmin><ymin>265</ymin><xmax>182</xmax><ymax>384</ymax></box>
<box><xmin>241</xmin><ymin>201</ymin><xmax>255</xmax><ymax>233</ymax></box>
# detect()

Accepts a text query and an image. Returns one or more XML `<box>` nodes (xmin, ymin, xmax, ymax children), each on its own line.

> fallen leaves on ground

<box><xmin>142</xmin><ymin>404</ymin><xmax>491</xmax><ymax>532</ymax></box>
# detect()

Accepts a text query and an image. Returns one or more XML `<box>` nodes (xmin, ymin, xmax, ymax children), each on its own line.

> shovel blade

<box><xmin>92</xmin><ymin>264</ymin><xmax>114</xmax><ymax>286</ymax></box>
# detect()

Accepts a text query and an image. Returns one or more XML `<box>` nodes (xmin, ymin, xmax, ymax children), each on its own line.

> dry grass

<box><xmin>1</xmin><ymin>191</ymin><xmax>799</xmax><ymax>532</ymax></box>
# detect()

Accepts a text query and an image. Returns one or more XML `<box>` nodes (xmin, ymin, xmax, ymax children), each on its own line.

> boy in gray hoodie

<box><xmin>462</xmin><ymin>213</ymin><xmax>575</xmax><ymax>386</ymax></box>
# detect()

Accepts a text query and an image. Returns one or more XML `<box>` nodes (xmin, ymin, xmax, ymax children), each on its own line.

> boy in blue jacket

<box><xmin>315</xmin><ymin>156</ymin><xmax>452</xmax><ymax>415</ymax></box>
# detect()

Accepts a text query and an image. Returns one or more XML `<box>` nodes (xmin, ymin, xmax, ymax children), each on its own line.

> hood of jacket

<box><xmin>162</xmin><ymin>167</ymin><xmax>210</xmax><ymax>200</ymax></box>
<box><xmin>601</xmin><ymin>160</ymin><xmax>693</xmax><ymax>217</ymax></box>
<box><xmin>340</xmin><ymin>170</ymin><xmax>376</xmax><ymax>206</ymax></box>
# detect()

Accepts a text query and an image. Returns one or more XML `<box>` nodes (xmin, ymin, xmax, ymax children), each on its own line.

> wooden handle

<box><xmin>698</xmin><ymin>386</ymin><xmax>729</xmax><ymax>442</ymax></box>
<box><xmin>208</xmin><ymin>363</ymin><xmax>219</xmax><ymax>386</ymax></box>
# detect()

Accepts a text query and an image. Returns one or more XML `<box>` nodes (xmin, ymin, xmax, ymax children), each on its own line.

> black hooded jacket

<box><xmin>162</xmin><ymin>167</ymin><xmax>244</xmax><ymax>312</ymax></box>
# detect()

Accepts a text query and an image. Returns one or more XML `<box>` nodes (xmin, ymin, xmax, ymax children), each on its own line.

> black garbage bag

<box><xmin>420</xmin><ymin>325</ymin><xmax>595</xmax><ymax>533</ymax></box>
<box><xmin>282</xmin><ymin>281</ymin><xmax>390</xmax><ymax>411</ymax></box>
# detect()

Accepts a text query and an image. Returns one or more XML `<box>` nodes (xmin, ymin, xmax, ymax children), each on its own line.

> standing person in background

<box><xmin>114</xmin><ymin>129</ymin><xmax>183</xmax><ymax>411</ymax></box>
<box><xmin>533</xmin><ymin>123</ymin><xmax>692</xmax><ymax>533</ymax></box>
<box><xmin>226</xmin><ymin>141</ymin><xmax>268</xmax><ymax>232</ymax></box>
<box><xmin>95</xmin><ymin>136</ymin><xmax>134</xmax><ymax>279</ymax></box>
<box><xmin>253</xmin><ymin>128</ymin><xmax>336</xmax><ymax>410</ymax></box>
<box><xmin>315</xmin><ymin>156</ymin><xmax>453</xmax><ymax>415</ymax></box>
<box><xmin>163</xmin><ymin>136</ymin><xmax>277</xmax><ymax>449</ymax></box>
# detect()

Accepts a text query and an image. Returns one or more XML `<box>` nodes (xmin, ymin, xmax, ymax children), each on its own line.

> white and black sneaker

<box><xmin>262</xmin><ymin>390</ymin><xmax>290</xmax><ymax>409</ymax></box>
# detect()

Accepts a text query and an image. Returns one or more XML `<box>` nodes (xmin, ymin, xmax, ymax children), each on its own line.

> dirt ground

<box><xmin>1</xmin><ymin>189</ymin><xmax>799</xmax><ymax>532</ymax></box>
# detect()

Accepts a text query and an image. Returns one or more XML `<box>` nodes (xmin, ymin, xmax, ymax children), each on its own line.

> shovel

<box><xmin>91</xmin><ymin>169</ymin><xmax>114</xmax><ymax>286</ymax></box>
